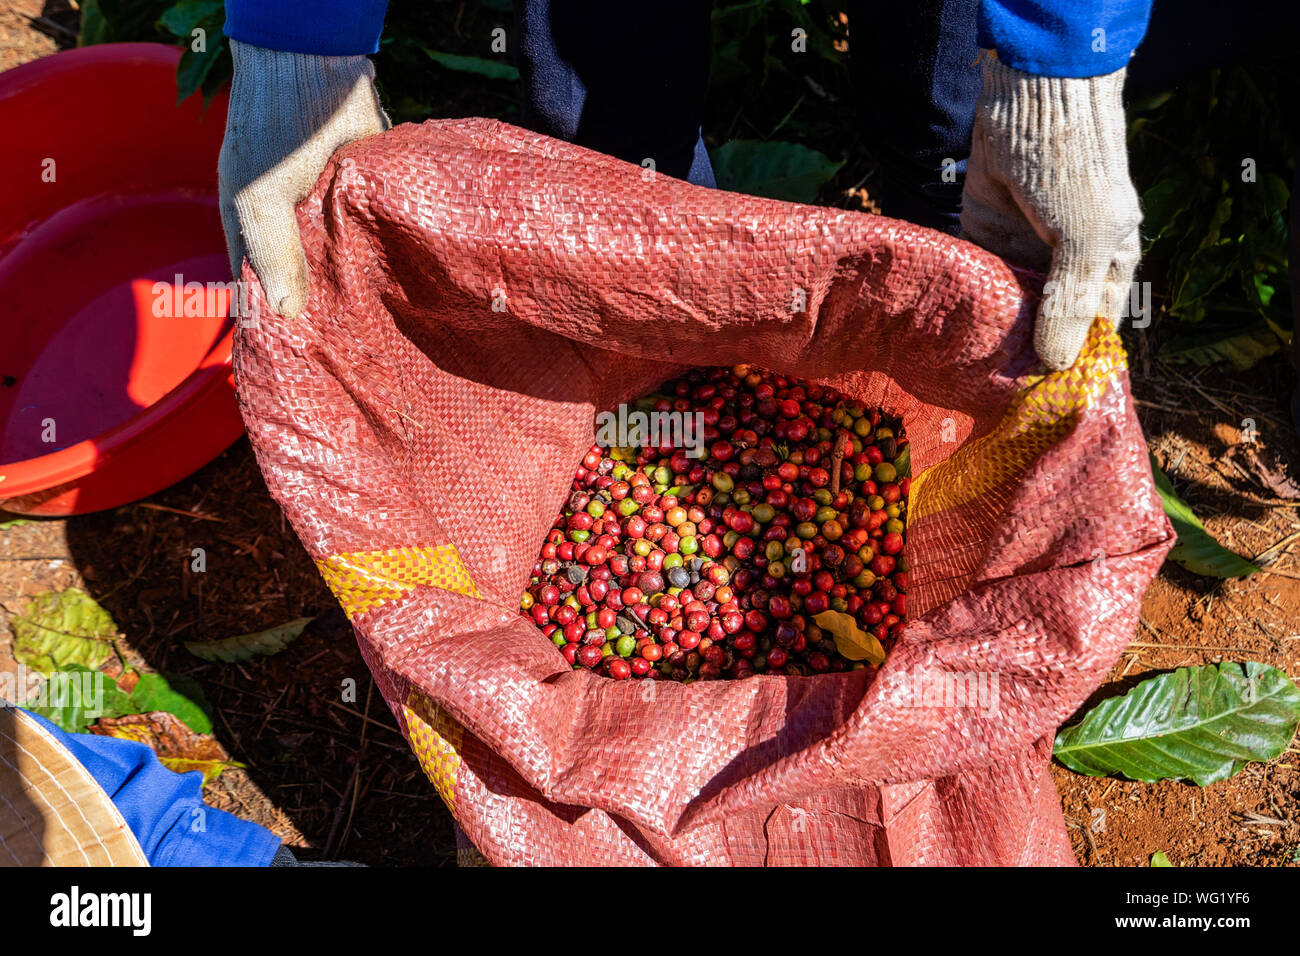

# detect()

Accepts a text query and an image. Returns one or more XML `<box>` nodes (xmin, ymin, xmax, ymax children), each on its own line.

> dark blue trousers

<box><xmin>514</xmin><ymin>0</ymin><xmax>981</xmax><ymax>234</ymax></box>
<box><xmin>514</xmin><ymin>0</ymin><xmax>1300</xmax><ymax>430</ymax></box>
<box><xmin>515</xmin><ymin>0</ymin><xmax>718</xmax><ymax>189</ymax></box>
<box><xmin>514</xmin><ymin>1</ymin><xmax>1296</xmax><ymax>244</ymax></box>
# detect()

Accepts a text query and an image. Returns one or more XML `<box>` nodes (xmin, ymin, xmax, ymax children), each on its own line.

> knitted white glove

<box><xmin>218</xmin><ymin>40</ymin><xmax>390</xmax><ymax>319</ymax></box>
<box><xmin>961</xmin><ymin>57</ymin><xmax>1142</xmax><ymax>370</ymax></box>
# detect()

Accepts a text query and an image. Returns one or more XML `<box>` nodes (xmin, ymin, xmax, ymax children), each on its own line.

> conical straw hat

<box><xmin>0</xmin><ymin>707</ymin><xmax>147</xmax><ymax>866</ymax></box>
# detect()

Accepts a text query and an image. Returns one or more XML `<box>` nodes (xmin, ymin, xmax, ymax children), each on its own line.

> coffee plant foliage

<box><xmin>81</xmin><ymin>1</ymin><xmax>1295</xmax><ymax>357</ymax></box>
<box><xmin>78</xmin><ymin>0</ymin><xmax>852</xmax><ymax>202</ymax></box>
<box><xmin>1129</xmin><ymin>62</ymin><xmax>1298</xmax><ymax>368</ymax></box>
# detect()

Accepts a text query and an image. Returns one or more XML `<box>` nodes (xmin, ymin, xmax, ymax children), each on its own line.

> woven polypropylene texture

<box><xmin>234</xmin><ymin>118</ymin><xmax>1174</xmax><ymax>866</ymax></box>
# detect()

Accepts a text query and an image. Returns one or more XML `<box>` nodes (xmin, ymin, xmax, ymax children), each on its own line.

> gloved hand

<box><xmin>960</xmin><ymin>56</ymin><xmax>1142</xmax><ymax>370</ymax></box>
<box><xmin>218</xmin><ymin>40</ymin><xmax>390</xmax><ymax>319</ymax></box>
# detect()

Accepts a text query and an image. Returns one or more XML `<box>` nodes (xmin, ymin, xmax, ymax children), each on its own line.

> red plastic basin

<box><xmin>0</xmin><ymin>43</ymin><xmax>241</xmax><ymax>516</ymax></box>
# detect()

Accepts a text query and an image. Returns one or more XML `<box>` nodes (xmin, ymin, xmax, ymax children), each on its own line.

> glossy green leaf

<box><xmin>1054</xmin><ymin>662</ymin><xmax>1300</xmax><ymax>785</ymax></box>
<box><xmin>421</xmin><ymin>49</ymin><xmax>519</xmax><ymax>81</ymax></box>
<box><xmin>19</xmin><ymin>665</ymin><xmax>213</xmax><ymax>734</ymax></box>
<box><xmin>1159</xmin><ymin>318</ymin><xmax>1284</xmax><ymax>371</ymax></box>
<box><xmin>21</xmin><ymin>665</ymin><xmax>135</xmax><ymax>733</ymax></box>
<box><xmin>894</xmin><ymin>445</ymin><xmax>911</xmax><ymax>478</ymax></box>
<box><xmin>1151</xmin><ymin>851</ymin><xmax>1173</xmax><ymax>867</ymax></box>
<box><xmin>1130</xmin><ymin>63</ymin><xmax>1294</xmax><ymax>352</ymax></box>
<box><xmin>186</xmin><ymin>617</ymin><xmax>314</xmax><ymax>663</ymax></box>
<box><xmin>158</xmin><ymin>0</ymin><xmax>224</xmax><ymax>36</ymax></box>
<box><xmin>1139</xmin><ymin>173</ymin><xmax>1193</xmax><ymax>243</ymax></box>
<box><xmin>1150</xmin><ymin>455</ymin><xmax>1259</xmax><ymax>578</ymax></box>
<box><xmin>159</xmin><ymin>0</ymin><xmax>229</xmax><ymax>104</ymax></box>
<box><xmin>1171</xmin><ymin>239</ymin><xmax>1238</xmax><ymax>314</ymax></box>
<box><xmin>175</xmin><ymin>41</ymin><xmax>226</xmax><ymax>104</ymax></box>
<box><xmin>77</xmin><ymin>0</ymin><xmax>113</xmax><ymax>45</ymax></box>
<box><xmin>709</xmin><ymin>140</ymin><xmax>843</xmax><ymax>204</ymax></box>
<box><xmin>78</xmin><ymin>0</ymin><xmax>174</xmax><ymax>46</ymax></box>
<box><xmin>129</xmin><ymin>672</ymin><xmax>213</xmax><ymax>735</ymax></box>
<box><xmin>709</xmin><ymin>37</ymin><xmax>750</xmax><ymax>91</ymax></box>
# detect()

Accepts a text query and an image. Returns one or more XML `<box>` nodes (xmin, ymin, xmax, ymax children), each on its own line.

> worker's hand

<box><xmin>218</xmin><ymin>40</ymin><xmax>389</xmax><ymax>319</ymax></box>
<box><xmin>960</xmin><ymin>56</ymin><xmax>1142</xmax><ymax>370</ymax></box>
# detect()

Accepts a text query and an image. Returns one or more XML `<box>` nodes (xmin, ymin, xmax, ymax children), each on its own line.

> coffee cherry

<box><xmin>635</xmin><ymin>570</ymin><xmax>665</xmax><ymax>594</ymax></box>
<box><xmin>522</xmin><ymin>367</ymin><xmax>907</xmax><ymax>680</ymax></box>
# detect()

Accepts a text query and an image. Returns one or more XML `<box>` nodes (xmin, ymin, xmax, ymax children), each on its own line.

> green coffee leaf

<box><xmin>159</xmin><ymin>0</ymin><xmax>229</xmax><ymax>104</ymax></box>
<box><xmin>1150</xmin><ymin>454</ymin><xmax>1259</xmax><ymax>578</ymax></box>
<box><xmin>1054</xmin><ymin>662</ymin><xmax>1300</xmax><ymax>785</ymax></box>
<box><xmin>422</xmin><ymin>49</ymin><xmax>519</xmax><ymax>82</ymax></box>
<box><xmin>158</xmin><ymin>0</ymin><xmax>224</xmax><ymax>36</ymax></box>
<box><xmin>709</xmin><ymin>140</ymin><xmax>843</xmax><ymax>204</ymax></box>
<box><xmin>21</xmin><ymin>666</ymin><xmax>213</xmax><ymax>735</ymax></box>
<box><xmin>894</xmin><ymin>445</ymin><xmax>911</xmax><ymax>478</ymax></box>
<box><xmin>1139</xmin><ymin>173</ymin><xmax>1194</xmax><ymax>244</ymax></box>
<box><xmin>10</xmin><ymin>588</ymin><xmax>121</xmax><ymax>673</ymax></box>
<box><xmin>1159</xmin><ymin>318</ymin><xmax>1284</xmax><ymax>371</ymax></box>
<box><xmin>129</xmin><ymin>672</ymin><xmax>213</xmax><ymax>735</ymax></box>
<box><xmin>1151</xmin><ymin>851</ymin><xmax>1173</xmax><ymax>867</ymax></box>
<box><xmin>21</xmin><ymin>665</ymin><xmax>134</xmax><ymax>733</ymax></box>
<box><xmin>174</xmin><ymin>40</ymin><xmax>226</xmax><ymax>105</ymax></box>
<box><xmin>78</xmin><ymin>0</ymin><xmax>173</xmax><ymax>46</ymax></box>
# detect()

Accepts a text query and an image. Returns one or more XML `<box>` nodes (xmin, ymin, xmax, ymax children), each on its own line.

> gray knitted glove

<box><xmin>218</xmin><ymin>40</ymin><xmax>390</xmax><ymax>319</ymax></box>
<box><xmin>961</xmin><ymin>57</ymin><xmax>1142</xmax><ymax>370</ymax></box>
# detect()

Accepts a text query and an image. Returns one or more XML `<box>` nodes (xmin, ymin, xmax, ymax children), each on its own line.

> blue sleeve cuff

<box><xmin>978</xmin><ymin>0</ymin><xmax>1153</xmax><ymax>77</ymax></box>
<box><xmin>224</xmin><ymin>0</ymin><xmax>389</xmax><ymax>56</ymax></box>
<box><xmin>23</xmin><ymin>709</ymin><xmax>281</xmax><ymax>867</ymax></box>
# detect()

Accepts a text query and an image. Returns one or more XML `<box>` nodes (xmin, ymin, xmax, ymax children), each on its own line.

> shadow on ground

<box><xmin>63</xmin><ymin>439</ymin><xmax>456</xmax><ymax>866</ymax></box>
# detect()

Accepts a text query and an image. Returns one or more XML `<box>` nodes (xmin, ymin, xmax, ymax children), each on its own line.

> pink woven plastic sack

<box><xmin>234</xmin><ymin>119</ymin><xmax>1174</xmax><ymax>865</ymax></box>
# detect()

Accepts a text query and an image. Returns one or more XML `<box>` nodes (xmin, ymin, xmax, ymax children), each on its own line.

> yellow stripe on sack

<box><xmin>910</xmin><ymin>319</ymin><xmax>1126</xmax><ymax>521</ymax></box>
<box><xmin>403</xmin><ymin>688</ymin><xmax>464</xmax><ymax>814</ymax></box>
<box><xmin>316</xmin><ymin>544</ymin><xmax>481</xmax><ymax>619</ymax></box>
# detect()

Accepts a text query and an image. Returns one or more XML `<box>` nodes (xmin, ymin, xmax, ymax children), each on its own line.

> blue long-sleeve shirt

<box><xmin>978</xmin><ymin>0</ymin><xmax>1152</xmax><ymax>76</ymax></box>
<box><xmin>23</xmin><ymin>709</ymin><xmax>281</xmax><ymax>867</ymax></box>
<box><xmin>224</xmin><ymin>1</ymin><xmax>1152</xmax><ymax>77</ymax></box>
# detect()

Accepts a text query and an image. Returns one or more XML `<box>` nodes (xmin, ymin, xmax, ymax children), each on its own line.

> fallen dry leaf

<box><xmin>90</xmin><ymin>712</ymin><xmax>242</xmax><ymax>785</ymax></box>
<box><xmin>1246</xmin><ymin>448</ymin><xmax>1300</xmax><ymax>499</ymax></box>
<box><xmin>1228</xmin><ymin>445</ymin><xmax>1300</xmax><ymax>499</ymax></box>
<box><xmin>813</xmin><ymin>610</ymin><xmax>886</xmax><ymax>665</ymax></box>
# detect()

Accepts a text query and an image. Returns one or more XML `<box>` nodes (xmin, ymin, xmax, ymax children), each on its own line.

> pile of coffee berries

<box><xmin>520</xmin><ymin>365</ymin><xmax>909</xmax><ymax>682</ymax></box>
